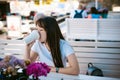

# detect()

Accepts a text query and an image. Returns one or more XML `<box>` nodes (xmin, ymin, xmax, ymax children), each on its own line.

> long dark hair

<box><xmin>36</xmin><ymin>17</ymin><xmax>64</xmax><ymax>67</ymax></box>
<box><xmin>90</xmin><ymin>7</ymin><xmax>98</xmax><ymax>14</ymax></box>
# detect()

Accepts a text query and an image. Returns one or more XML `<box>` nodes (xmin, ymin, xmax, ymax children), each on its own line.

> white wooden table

<box><xmin>37</xmin><ymin>72</ymin><xmax>120</xmax><ymax>80</ymax></box>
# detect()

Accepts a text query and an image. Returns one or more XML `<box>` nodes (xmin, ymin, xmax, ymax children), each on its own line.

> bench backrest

<box><xmin>66</xmin><ymin>18</ymin><xmax>120</xmax><ymax>42</ymax></box>
<box><xmin>66</xmin><ymin>18</ymin><xmax>97</xmax><ymax>41</ymax></box>
<box><xmin>97</xmin><ymin>19</ymin><xmax>120</xmax><ymax>41</ymax></box>
<box><xmin>0</xmin><ymin>39</ymin><xmax>26</xmax><ymax>59</ymax></box>
<box><xmin>108</xmin><ymin>12</ymin><xmax>120</xmax><ymax>19</ymax></box>
<box><xmin>69</xmin><ymin>41</ymin><xmax>120</xmax><ymax>78</ymax></box>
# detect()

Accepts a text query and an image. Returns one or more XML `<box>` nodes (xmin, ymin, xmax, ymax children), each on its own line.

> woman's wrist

<box><xmin>49</xmin><ymin>66</ymin><xmax>59</xmax><ymax>73</ymax></box>
<box><xmin>56</xmin><ymin>67</ymin><xmax>59</xmax><ymax>73</ymax></box>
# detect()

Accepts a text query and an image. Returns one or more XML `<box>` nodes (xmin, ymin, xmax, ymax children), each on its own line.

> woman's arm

<box><xmin>25</xmin><ymin>44</ymin><xmax>31</xmax><ymax>59</ymax></box>
<box><xmin>50</xmin><ymin>54</ymin><xmax>80</xmax><ymax>75</ymax></box>
<box><xmin>100</xmin><ymin>15</ymin><xmax>102</xmax><ymax>19</ymax></box>
<box><xmin>25</xmin><ymin>41</ymin><xmax>38</xmax><ymax>62</ymax></box>
<box><xmin>30</xmin><ymin>51</ymin><xmax>38</xmax><ymax>62</ymax></box>
<box><xmin>87</xmin><ymin>14</ymin><xmax>92</xmax><ymax>18</ymax></box>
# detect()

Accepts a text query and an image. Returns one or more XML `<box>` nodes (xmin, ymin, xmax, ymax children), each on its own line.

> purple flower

<box><xmin>26</xmin><ymin>62</ymin><xmax>51</xmax><ymax>78</ymax></box>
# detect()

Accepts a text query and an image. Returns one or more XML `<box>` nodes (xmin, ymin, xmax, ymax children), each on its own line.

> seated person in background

<box><xmin>30</xmin><ymin>13</ymin><xmax>46</xmax><ymax>31</ymax></box>
<box><xmin>70</xmin><ymin>4</ymin><xmax>88</xmax><ymax>18</ymax></box>
<box><xmin>33</xmin><ymin>13</ymin><xmax>46</xmax><ymax>23</ymax></box>
<box><xmin>25</xmin><ymin>16</ymin><xmax>80</xmax><ymax>75</ymax></box>
<box><xmin>87</xmin><ymin>7</ymin><xmax>102</xmax><ymax>19</ymax></box>
<box><xmin>100</xmin><ymin>8</ymin><xmax>108</xmax><ymax>18</ymax></box>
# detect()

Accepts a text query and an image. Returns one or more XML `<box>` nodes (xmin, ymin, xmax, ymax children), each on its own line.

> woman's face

<box><xmin>36</xmin><ymin>24</ymin><xmax>47</xmax><ymax>43</ymax></box>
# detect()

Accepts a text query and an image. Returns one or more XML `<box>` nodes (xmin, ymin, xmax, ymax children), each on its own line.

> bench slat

<box><xmin>75</xmin><ymin>53</ymin><xmax>120</xmax><ymax>59</ymax></box>
<box><xmin>0</xmin><ymin>39</ymin><xmax>26</xmax><ymax>59</ymax></box>
<box><xmin>69</xmin><ymin>41</ymin><xmax>120</xmax><ymax>78</ymax></box>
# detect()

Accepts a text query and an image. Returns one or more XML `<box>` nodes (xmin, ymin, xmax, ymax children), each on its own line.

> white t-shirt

<box><xmin>31</xmin><ymin>39</ymin><xmax>74</xmax><ymax>67</ymax></box>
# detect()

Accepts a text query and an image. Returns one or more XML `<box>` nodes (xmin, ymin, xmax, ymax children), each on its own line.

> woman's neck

<box><xmin>44</xmin><ymin>42</ymin><xmax>50</xmax><ymax>51</ymax></box>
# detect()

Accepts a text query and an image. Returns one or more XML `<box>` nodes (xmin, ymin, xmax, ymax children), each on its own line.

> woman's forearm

<box><xmin>25</xmin><ymin>41</ymin><xmax>35</xmax><ymax>59</ymax></box>
<box><xmin>25</xmin><ymin>44</ymin><xmax>31</xmax><ymax>59</ymax></box>
<box><xmin>50</xmin><ymin>66</ymin><xmax>80</xmax><ymax>75</ymax></box>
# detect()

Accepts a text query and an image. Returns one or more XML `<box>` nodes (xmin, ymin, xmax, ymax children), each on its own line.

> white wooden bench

<box><xmin>66</xmin><ymin>18</ymin><xmax>120</xmax><ymax>42</ymax></box>
<box><xmin>97</xmin><ymin>19</ymin><xmax>120</xmax><ymax>41</ymax></box>
<box><xmin>66</xmin><ymin>18</ymin><xmax>97</xmax><ymax>41</ymax></box>
<box><xmin>0</xmin><ymin>39</ymin><xmax>26</xmax><ymax>59</ymax></box>
<box><xmin>108</xmin><ymin>12</ymin><xmax>120</xmax><ymax>19</ymax></box>
<box><xmin>69</xmin><ymin>41</ymin><xmax>120</xmax><ymax>78</ymax></box>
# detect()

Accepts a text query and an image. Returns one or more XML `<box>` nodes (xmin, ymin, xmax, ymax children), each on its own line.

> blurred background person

<box><xmin>87</xmin><ymin>7</ymin><xmax>102</xmax><ymax>19</ymax></box>
<box><xmin>70</xmin><ymin>4</ymin><xmax>88</xmax><ymax>18</ymax></box>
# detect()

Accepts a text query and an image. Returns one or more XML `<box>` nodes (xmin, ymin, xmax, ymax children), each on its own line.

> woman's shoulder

<box><xmin>60</xmin><ymin>39</ymin><xmax>71</xmax><ymax>47</ymax></box>
<box><xmin>32</xmin><ymin>40</ymin><xmax>42</xmax><ymax>48</ymax></box>
<box><xmin>60</xmin><ymin>39</ymin><xmax>74</xmax><ymax>56</ymax></box>
<box><xmin>60</xmin><ymin>39</ymin><xmax>68</xmax><ymax>44</ymax></box>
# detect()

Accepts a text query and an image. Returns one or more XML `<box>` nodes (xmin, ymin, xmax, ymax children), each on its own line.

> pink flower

<box><xmin>26</xmin><ymin>62</ymin><xmax>51</xmax><ymax>78</ymax></box>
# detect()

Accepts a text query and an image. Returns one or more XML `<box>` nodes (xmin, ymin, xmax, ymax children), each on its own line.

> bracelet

<box><xmin>56</xmin><ymin>67</ymin><xmax>59</xmax><ymax>73</ymax></box>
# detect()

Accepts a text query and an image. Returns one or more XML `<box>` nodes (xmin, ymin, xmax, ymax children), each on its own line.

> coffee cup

<box><xmin>23</xmin><ymin>30</ymin><xmax>40</xmax><ymax>44</ymax></box>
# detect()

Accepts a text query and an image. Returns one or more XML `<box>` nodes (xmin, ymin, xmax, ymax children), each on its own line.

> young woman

<box><xmin>26</xmin><ymin>17</ymin><xmax>80</xmax><ymax>75</ymax></box>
